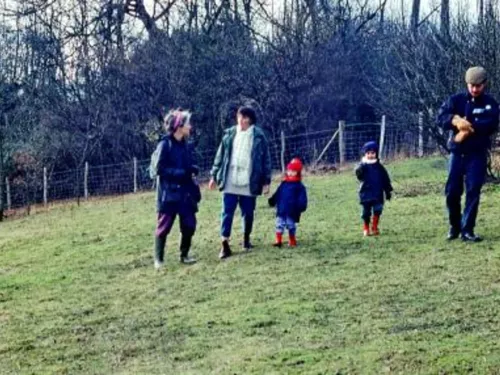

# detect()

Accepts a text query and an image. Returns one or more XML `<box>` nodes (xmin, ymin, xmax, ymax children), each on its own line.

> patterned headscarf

<box><xmin>164</xmin><ymin>109</ymin><xmax>192</xmax><ymax>133</ymax></box>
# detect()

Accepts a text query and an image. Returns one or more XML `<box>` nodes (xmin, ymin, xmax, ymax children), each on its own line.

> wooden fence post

<box><xmin>280</xmin><ymin>130</ymin><xmax>286</xmax><ymax>173</ymax></box>
<box><xmin>418</xmin><ymin>111</ymin><xmax>424</xmax><ymax>157</ymax></box>
<box><xmin>6</xmin><ymin>178</ymin><xmax>11</xmax><ymax>210</ymax></box>
<box><xmin>427</xmin><ymin>109</ymin><xmax>435</xmax><ymax>153</ymax></box>
<box><xmin>133</xmin><ymin>157</ymin><xmax>138</xmax><ymax>193</ymax></box>
<box><xmin>43</xmin><ymin>167</ymin><xmax>48</xmax><ymax>206</ymax></box>
<box><xmin>339</xmin><ymin>120</ymin><xmax>346</xmax><ymax>166</ymax></box>
<box><xmin>379</xmin><ymin>115</ymin><xmax>386</xmax><ymax>160</ymax></box>
<box><xmin>84</xmin><ymin>162</ymin><xmax>89</xmax><ymax>200</ymax></box>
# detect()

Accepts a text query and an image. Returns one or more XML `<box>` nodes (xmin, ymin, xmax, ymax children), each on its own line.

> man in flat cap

<box><xmin>437</xmin><ymin>66</ymin><xmax>499</xmax><ymax>242</ymax></box>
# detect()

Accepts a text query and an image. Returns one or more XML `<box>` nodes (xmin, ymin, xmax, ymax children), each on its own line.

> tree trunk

<box><xmin>410</xmin><ymin>0</ymin><xmax>420</xmax><ymax>36</ymax></box>
<box><xmin>305</xmin><ymin>0</ymin><xmax>318</xmax><ymax>42</ymax></box>
<box><xmin>125</xmin><ymin>0</ymin><xmax>160</xmax><ymax>39</ymax></box>
<box><xmin>243</xmin><ymin>0</ymin><xmax>252</xmax><ymax>27</ymax></box>
<box><xmin>440</xmin><ymin>0</ymin><xmax>450</xmax><ymax>39</ymax></box>
<box><xmin>478</xmin><ymin>0</ymin><xmax>484</xmax><ymax>24</ymax></box>
<box><xmin>379</xmin><ymin>0</ymin><xmax>385</xmax><ymax>31</ymax></box>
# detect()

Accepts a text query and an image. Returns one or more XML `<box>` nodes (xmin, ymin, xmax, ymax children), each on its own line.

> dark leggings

<box><xmin>361</xmin><ymin>202</ymin><xmax>383</xmax><ymax>224</ymax></box>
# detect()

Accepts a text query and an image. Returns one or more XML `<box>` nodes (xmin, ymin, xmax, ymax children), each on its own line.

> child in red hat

<box><xmin>268</xmin><ymin>158</ymin><xmax>308</xmax><ymax>247</ymax></box>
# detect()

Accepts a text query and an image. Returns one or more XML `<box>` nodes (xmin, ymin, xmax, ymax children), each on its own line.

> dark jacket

<box><xmin>436</xmin><ymin>91</ymin><xmax>499</xmax><ymax>154</ymax></box>
<box><xmin>355</xmin><ymin>161</ymin><xmax>393</xmax><ymax>204</ymax></box>
<box><xmin>210</xmin><ymin>125</ymin><xmax>272</xmax><ymax>196</ymax></box>
<box><xmin>155</xmin><ymin>135</ymin><xmax>201</xmax><ymax>213</ymax></box>
<box><xmin>268</xmin><ymin>181</ymin><xmax>308</xmax><ymax>222</ymax></box>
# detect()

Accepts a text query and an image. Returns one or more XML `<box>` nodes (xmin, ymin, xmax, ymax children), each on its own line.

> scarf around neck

<box><xmin>230</xmin><ymin>125</ymin><xmax>254</xmax><ymax>186</ymax></box>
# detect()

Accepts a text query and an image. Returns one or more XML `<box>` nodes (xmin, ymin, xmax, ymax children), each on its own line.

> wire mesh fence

<box><xmin>3</xmin><ymin>119</ymin><xmax>438</xmax><ymax>212</ymax></box>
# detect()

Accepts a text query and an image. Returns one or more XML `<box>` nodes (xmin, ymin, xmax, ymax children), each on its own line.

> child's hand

<box><xmin>355</xmin><ymin>163</ymin><xmax>365</xmax><ymax>180</ymax></box>
<box><xmin>268</xmin><ymin>196</ymin><xmax>277</xmax><ymax>207</ymax></box>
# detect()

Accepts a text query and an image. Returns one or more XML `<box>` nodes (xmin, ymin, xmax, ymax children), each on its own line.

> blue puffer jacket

<box><xmin>268</xmin><ymin>181</ymin><xmax>308</xmax><ymax>222</ymax></box>
<box><xmin>155</xmin><ymin>135</ymin><xmax>200</xmax><ymax>213</ymax></box>
<box><xmin>436</xmin><ymin>91</ymin><xmax>499</xmax><ymax>154</ymax></box>
<box><xmin>355</xmin><ymin>161</ymin><xmax>393</xmax><ymax>204</ymax></box>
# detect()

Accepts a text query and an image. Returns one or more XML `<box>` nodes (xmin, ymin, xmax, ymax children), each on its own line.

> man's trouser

<box><xmin>445</xmin><ymin>152</ymin><xmax>487</xmax><ymax>234</ymax></box>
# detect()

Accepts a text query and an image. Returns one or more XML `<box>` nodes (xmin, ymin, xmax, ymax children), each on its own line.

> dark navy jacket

<box><xmin>268</xmin><ymin>180</ymin><xmax>308</xmax><ymax>222</ymax></box>
<box><xmin>156</xmin><ymin>135</ymin><xmax>200</xmax><ymax>213</ymax></box>
<box><xmin>355</xmin><ymin>161</ymin><xmax>393</xmax><ymax>204</ymax></box>
<box><xmin>436</xmin><ymin>91</ymin><xmax>499</xmax><ymax>154</ymax></box>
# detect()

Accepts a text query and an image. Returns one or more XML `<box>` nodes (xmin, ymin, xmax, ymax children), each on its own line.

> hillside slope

<box><xmin>2</xmin><ymin>158</ymin><xmax>500</xmax><ymax>374</ymax></box>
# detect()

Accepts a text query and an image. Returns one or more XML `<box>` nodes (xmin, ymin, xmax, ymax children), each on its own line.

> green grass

<box><xmin>2</xmin><ymin>157</ymin><xmax>500</xmax><ymax>374</ymax></box>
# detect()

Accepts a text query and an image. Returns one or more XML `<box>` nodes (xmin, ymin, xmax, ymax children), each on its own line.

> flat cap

<box><xmin>465</xmin><ymin>66</ymin><xmax>487</xmax><ymax>85</ymax></box>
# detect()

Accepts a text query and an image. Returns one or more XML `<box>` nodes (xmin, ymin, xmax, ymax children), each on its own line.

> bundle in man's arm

<box><xmin>452</xmin><ymin>115</ymin><xmax>474</xmax><ymax>143</ymax></box>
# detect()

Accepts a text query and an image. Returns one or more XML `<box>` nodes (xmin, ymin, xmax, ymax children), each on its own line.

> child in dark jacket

<box><xmin>268</xmin><ymin>158</ymin><xmax>308</xmax><ymax>247</ymax></box>
<box><xmin>355</xmin><ymin>141</ymin><xmax>393</xmax><ymax>236</ymax></box>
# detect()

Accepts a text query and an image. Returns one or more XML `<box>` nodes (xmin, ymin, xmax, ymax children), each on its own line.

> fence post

<box><xmin>280</xmin><ymin>130</ymin><xmax>286</xmax><ymax>173</ymax></box>
<box><xmin>84</xmin><ymin>162</ymin><xmax>89</xmax><ymax>200</ymax></box>
<box><xmin>418</xmin><ymin>111</ymin><xmax>424</xmax><ymax>157</ymax></box>
<box><xmin>6</xmin><ymin>177</ymin><xmax>11</xmax><ymax>210</ymax></box>
<box><xmin>43</xmin><ymin>167</ymin><xmax>48</xmax><ymax>207</ymax></box>
<box><xmin>133</xmin><ymin>157</ymin><xmax>138</xmax><ymax>193</ymax></box>
<box><xmin>427</xmin><ymin>108</ymin><xmax>435</xmax><ymax>153</ymax></box>
<box><xmin>339</xmin><ymin>120</ymin><xmax>346</xmax><ymax>166</ymax></box>
<box><xmin>379</xmin><ymin>115</ymin><xmax>386</xmax><ymax>160</ymax></box>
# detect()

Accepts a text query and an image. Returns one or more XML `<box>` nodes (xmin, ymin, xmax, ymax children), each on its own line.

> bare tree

<box><xmin>410</xmin><ymin>0</ymin><xmax>420</xmax><ymax>35</ymax></box>
<box><xmin>440</xmin><ymin>0</ymin><xmax>450</xmax><ymax>39</ymax></box>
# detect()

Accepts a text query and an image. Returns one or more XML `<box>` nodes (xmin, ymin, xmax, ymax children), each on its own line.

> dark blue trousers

<box><xmin>221</xmin><ymin>193</ymin><xmax>257</xmax><ymax>239</ymax></box>
<box><xmin>445</xmin><ymin>152</ymin><xmax>487</xmax><ymax>234</ymax></box>
<box><xmin>361</xmin><ymin>201</ymin><xmax>384</xmax><ymax>224</ymax></box>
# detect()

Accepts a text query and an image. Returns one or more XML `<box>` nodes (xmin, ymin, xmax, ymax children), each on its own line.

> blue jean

<box><xmin>221</xmin><ymin>193</ymin><xmax>257</xmax><ymax>239</ymax></box>
<box><xmin>445</xmin><ymin>152</ymin><xmax>487</xmax><ymax>233</ymax></box>
<box><xmin>361</xmin><ymin>202</ymin><xmax>384</xmax><ymax>224</ymax></box>
<box><xmin>276</xmin><ymin>216</ymin><xmax>297</xmax><ymax>236</ymax></box>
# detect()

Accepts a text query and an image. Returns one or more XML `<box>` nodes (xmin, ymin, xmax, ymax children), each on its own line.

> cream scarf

<box><xmin>362</xmin><ymin>156</ymin><xmax>378</xmax><ymax>164</ymax></box>
<box><xmin>229</xmin><ymin>125</ymin><xmax>254</xmax><ymax>187</ymax></box>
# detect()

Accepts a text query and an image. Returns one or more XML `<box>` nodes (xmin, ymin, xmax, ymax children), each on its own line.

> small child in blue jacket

<box><xmin>355</xmin><ymin>141</ymin><xmax>393</xmax><ymax>236</ymax></box>
<box><xmin>268</xmin><ymin>158</ymin><xmax>308</xmax><ymax>247</ymax></box>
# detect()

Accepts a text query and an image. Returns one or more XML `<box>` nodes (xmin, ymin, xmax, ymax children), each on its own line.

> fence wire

<box><xmin>3</xmin><ymin>122</ymin><xmax>438</xmax><ymax>211</ymax></box>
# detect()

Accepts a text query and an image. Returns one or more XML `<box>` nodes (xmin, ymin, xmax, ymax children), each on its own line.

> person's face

<box><xmin>179</xmin><ymin>122</ymin><xmax>192</xmax><ymax>138</ymax></box>
<box><xmin>287</xmin><ymin>170</ymin><xmax>298</xmax><ymax>177</ymax></box>
<box><xmin>237</xmin><ymin>114</ymin><xmax>251</xmax><ymax>129</ymax></box>
<box><xmin>365</xmin><ymin>150</ymin><xmax>377</xmax><ymax>160</ymax></box>
<box><xmin>468</xmin><ymin>82</ymin><xmax>486</xmax><ymax>98</ymax></box>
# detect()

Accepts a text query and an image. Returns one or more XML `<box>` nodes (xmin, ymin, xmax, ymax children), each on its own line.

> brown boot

<box><xmin>219</xmin><ymin>239</ymin><xmax>232</xmax><ymax>259</ymax></box>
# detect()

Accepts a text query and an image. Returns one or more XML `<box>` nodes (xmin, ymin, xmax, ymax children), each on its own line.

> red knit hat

<box><xmin>287</xmin><ymin>158</ymin><xmax>303</xmax><ymax>172</ymax></box>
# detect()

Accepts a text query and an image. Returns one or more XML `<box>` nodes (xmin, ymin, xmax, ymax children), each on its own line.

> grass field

<box><xmin>2</xmin><ymin>157</ymin><xmax>500</xmax><ymax>374</ymax></box>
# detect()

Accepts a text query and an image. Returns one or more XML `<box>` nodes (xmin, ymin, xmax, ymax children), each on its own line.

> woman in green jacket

<box><xmin>209</xmin><ymin>106</ymin><xmax>272</xmax><ymax>259</ymax></box>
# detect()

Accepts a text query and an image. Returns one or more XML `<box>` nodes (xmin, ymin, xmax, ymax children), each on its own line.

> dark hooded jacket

<box><xmin>155</xmin><ymin>135</ymin><xmax>201</xmax><ymax>213</ymax></box>
<box><xmin>355</xmin><ymin>160</ymin><xmax>392</xmax><ymax>204</ymax></box>
<box><xmin>268</xmin><ymin>179</ymin><xmax>308</xmax><ymax>222</ymax></box>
